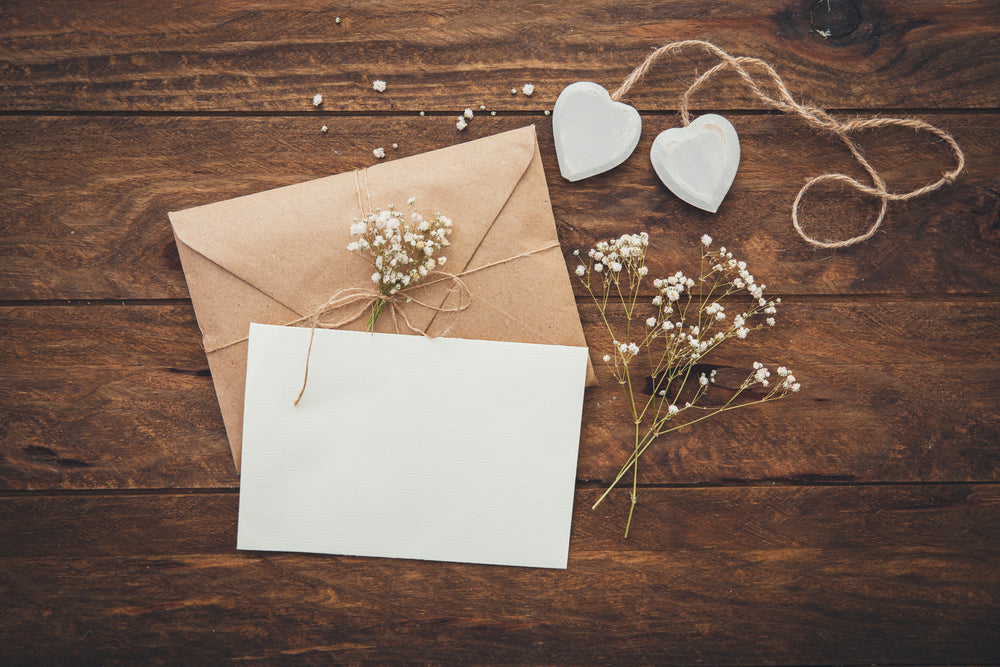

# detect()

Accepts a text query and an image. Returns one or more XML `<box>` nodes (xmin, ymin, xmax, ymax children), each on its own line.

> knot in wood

<box><xmin>809</xmin><ymin>0</ymin><xmax>861</xmax><ymax>39</ymax></box>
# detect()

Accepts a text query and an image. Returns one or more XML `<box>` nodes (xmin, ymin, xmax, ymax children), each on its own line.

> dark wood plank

<box><xmin>1</xmin><ymin>486</ymin><xmax>997</xmax><ymax>664</ymax></box>
<box><xmin>4</xmin><ymin>485</ymin><xmax>997</xmax><ymax>556</ymax></box>
<box><xmin>1</xmin><ymin>0</ymin><xmax>998</xmax><ymax>112</ymax></box>
<box><xmin>1</xmin><ymin>115</ymin><xmax>997</xmax><ymax>300</ymax></box>
<box><xmin>0</xmin><ymin>304</ymin><xmax>238</xmax><ymax>490</ymax></box>
<box><xmin>2</xmin><ymin>301</ymin><xmax>997</xmax><ymax>490</ymax></box>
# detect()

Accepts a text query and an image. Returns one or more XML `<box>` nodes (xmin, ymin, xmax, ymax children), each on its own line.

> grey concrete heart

<box><xmin>552</xmin><ymin>82</ymin><xmax>642</xmax><ymax>182</ymax></box>
<box><xmin>650</xmin><ymin>114</ymin><xmax>740</xmax><ymax>213</ymax></box>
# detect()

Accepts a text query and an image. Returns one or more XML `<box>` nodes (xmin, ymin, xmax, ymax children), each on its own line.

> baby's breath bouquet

<box><xmin>574</xmin><ymin>233</ymin><xmax>801</xmax><ymax>536</ymax></box>
<box><xmin>346</xmin><ymin>201</ymin><xmax>452</xmax><ymax>330</ymax></box>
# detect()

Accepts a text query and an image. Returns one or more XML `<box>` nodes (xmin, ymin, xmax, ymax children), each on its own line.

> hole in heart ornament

<box><xmin>650</xmin><ymin>114</ymin><xmax>740</xmax><ymax>213</ymax></box>
<box><xmin>552</xmin><ymin>82</ymin><xmax>641</xmax><ymax>182</ymax></box>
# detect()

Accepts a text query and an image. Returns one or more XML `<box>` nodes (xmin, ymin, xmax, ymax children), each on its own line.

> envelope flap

<box><xmin>169</xmin><ymin>126</ymin><xmax>540</xmax><ymax>319</ymax></box>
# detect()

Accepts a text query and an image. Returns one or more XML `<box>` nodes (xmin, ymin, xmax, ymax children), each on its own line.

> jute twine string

<box><xmin>290</xmin><ymin>273</ymin><xmax>473</xmax><ymax>405</ymax></box>
<box><xmin>286</xmin><ymin>238</ymin><xmax>562</xmax><ymax>404</ymax></box>
<box><xmin>202</xmin><ymin>239</ymin><xmax>564</xmax><ymax>359</ymax></box>
<box><xmin>200</xmin><ymin>272</ymin><xmax>473</xmax><ymax>359</ymax></box>
<box><xmin>355</xmin><ymin>168</ymin><xmax>373</xmax><ymax>216</ymax></box>
<box><xmin>611</xmin><ymin>39</ymin><xmax>965</xmax><ymax>249</ymax></box>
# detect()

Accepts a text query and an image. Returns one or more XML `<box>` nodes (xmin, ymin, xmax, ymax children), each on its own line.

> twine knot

<box><xmin>292</xmin><ymin>272</ymin><xmax>472</xmax><ymax>405</ymax></box>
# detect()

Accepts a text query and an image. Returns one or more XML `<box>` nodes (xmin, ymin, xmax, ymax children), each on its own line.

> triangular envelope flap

<box><xmin>169</xmin><ymin>126</ymin><xmax>538</xmax><ymax>320</ymax></box>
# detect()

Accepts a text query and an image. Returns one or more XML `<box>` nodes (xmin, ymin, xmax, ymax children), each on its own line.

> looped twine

<box><xmin>611</xmin><ymin>39</ymin><xmax>965</xmax><ymax>249</ymax></box>
<box><xmin>292</xmin><ymin>272</ymin><xmax>472</xmax><ymax>405</ymax></box>
<box><xmin>291</xmin><ymin>272</ymin><xmax>472</xmax><ymax>337</ymax></box>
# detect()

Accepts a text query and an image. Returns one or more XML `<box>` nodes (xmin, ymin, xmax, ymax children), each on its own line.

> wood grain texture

<box><xmin>2</xmin><ymin>301</ymin><xmax>997</xmax><ymax>490</ymax></box>
<box><xmin>1</xmin><ymin>486</ymin><xmax>998</xmax><ymax>664</ymax></box>
<box><xmin>3</xmin><ymin>1</ymin><xmax>1000</xmax><ymax>662</ymax></box>
<box><xmin>5</xmin><ymin>485</ymin><xmax>999</xmax><ymax>557</ymax></box>
<box><xmin>1</xmin><ymin>115</ymin><xmax>998</xmax><ymax>301</ymax></box>
<box><xmin>1</xmin><ymin>0</ymin><xmax>998</xmax><ymax>112</ymax></box>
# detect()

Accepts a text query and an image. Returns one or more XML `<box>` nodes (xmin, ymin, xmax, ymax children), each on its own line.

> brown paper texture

<box><xmin>169</xmin><ymin>125</ymin><xmax>594</xmax><ymax>470</ymax></box>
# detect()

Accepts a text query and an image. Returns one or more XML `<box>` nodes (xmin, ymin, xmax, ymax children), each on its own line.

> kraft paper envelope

<box><xmin>170</xmin><ymin>125</ymin><xmax>594</xmax><ymax>470</ymax></box>
<box><xmin>238</xmin><ymin>324</ymin><xmax>589</xmax><ymax>569</ymax></box>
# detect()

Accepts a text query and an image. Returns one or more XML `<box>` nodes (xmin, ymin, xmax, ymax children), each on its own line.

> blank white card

<box><xmin>237</xmin><ymin>323</ymin><xmax>589</xmax><ymax>569</ymax></box>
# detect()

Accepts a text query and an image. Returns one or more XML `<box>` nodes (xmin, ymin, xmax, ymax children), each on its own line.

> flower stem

<box><xmin>629</xmin><ymin>420</ymin><xmax>640</xmax><ymax>537</ymax></box>
<box><xmin>624</xmin><ymin>491</ymin><xmax>637</xmax><ymax>538</ymax></box>
<box><xmin>367</xmin><ymin>298</ymin><xmax>387</xmax><ymax>332</ymax></box>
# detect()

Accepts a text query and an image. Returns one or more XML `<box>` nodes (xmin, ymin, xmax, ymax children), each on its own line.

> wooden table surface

<box><xmin>2</xmin><ymin>1</ymin><xmax>999</xmax><ymax>663</ymax></box>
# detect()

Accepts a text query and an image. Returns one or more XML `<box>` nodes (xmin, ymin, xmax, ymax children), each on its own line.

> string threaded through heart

<box><xmin>611</xmin><ymin>39</ymin><xmax>965</xmax><ymax>249</ymax></box>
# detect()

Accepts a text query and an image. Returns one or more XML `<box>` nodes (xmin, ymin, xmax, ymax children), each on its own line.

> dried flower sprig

<box><xmin>574</xmin><ymin>233</ymin><xmax>801</xmax><ymax>536</ymax></box>
<box><xmin>347</xmin><ymin>202</ymin><xmax>452</xmax><ymax>330</ymax></box>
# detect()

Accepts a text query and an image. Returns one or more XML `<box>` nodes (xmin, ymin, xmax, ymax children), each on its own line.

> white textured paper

<box><xmin>237</xmin><ymin>323</ymin><xmax>589</xmax><ymax>569</ymax></box>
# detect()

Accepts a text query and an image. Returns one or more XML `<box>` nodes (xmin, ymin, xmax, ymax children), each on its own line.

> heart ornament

<box><xmin>552</xmin><ymin>82</ymin><xmax>642</xmax><ymax>182</ymax></box>
<box><xmin>650</xmin><ymin>114</ymin><xmax>740</xmax><ymax>213</ymax></box>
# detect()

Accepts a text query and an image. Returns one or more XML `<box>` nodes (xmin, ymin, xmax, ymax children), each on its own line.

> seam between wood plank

<box><xmin>2</xmin><ymin>480</ymin><xmax>998</xmax><ymax>499</ymax></box>
<box><xmin>0</xmin><ymin>108</ymin><xmax>996</xmax><ymax>118</ymax></box>
<box><xmin>4</xmin><ymin>294</ymin><xmax>1000</xmax><ymax>307</ymax></box>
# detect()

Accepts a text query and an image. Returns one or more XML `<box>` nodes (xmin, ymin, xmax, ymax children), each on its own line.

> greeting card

<box><xmin>237</xmin><ymin>323</ymin><xmax>589</xmax><ymax>569</ymax></box>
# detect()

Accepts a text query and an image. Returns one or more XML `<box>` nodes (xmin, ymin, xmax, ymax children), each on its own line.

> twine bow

<box><xmin>291</xmin><ymin>272</ymin><xmax>472</xmax><ymax>405</ymax></box>
<box><xmin>612</xmin><ymin>39</ymin><xmax>965</xmax><ymax>249</ymax></box>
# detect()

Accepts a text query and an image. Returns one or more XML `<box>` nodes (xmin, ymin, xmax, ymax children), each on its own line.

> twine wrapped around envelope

<box><xmin>203</xmin><ymin>166</ymin><xmax>561</xmax><ymax>405</ymax></box>
<box><xmin>287</xmin><ymin>242</ymin><xmax>559</xmax><ymax>405</ymax></box>
<box><xmin>612</xmin><ymin>39</ymin><xmax>965</xmax><ymax>249</ymax></box>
